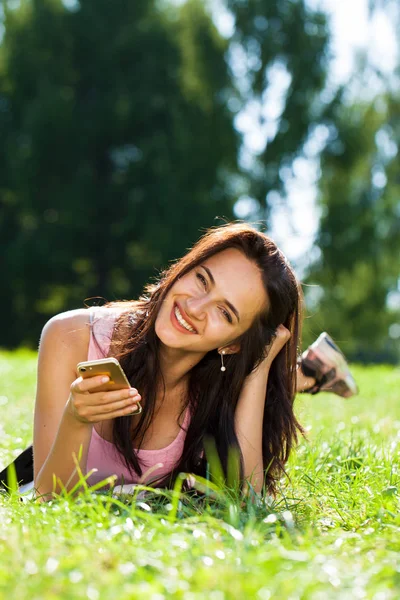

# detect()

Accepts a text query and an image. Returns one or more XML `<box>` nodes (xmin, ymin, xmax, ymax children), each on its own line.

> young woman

<box><xmin>2</xmin><ymin>223</ymin><xmax>357</xmax><ymax>497</ymax></box>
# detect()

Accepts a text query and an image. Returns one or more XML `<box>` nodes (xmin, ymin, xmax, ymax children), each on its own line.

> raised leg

<box><xmin>296</xmin><ymin>365</ymin><xmax>316</xmax><ymax>392</ymax></box>
<box><xmin>296</xmin><ymin>333</ymin><xmax>358</xmax><ymax>398</ymax></box>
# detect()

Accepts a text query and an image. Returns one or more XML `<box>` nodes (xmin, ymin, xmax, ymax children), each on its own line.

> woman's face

<box><xmin>155</xmin><ymin>248</ymin><xmax>268</xmax><ymax>354</ymax></box>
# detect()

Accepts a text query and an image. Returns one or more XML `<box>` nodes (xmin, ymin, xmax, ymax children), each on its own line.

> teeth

<box><xmin>175</xmin><ymin>306</ymin><xmax>196</xmax><ymax>333</ymax></box>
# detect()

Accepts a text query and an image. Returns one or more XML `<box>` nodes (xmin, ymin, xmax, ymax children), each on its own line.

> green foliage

<box><xmin>0</xmin><ymin>0</ymin><xmax>238</xmax><ymax>345</ymax></box>
<box><xmin>0</xmin><ymin>0</ymin><xmax>333</xmax><ymax>347</ymax></box>
<box><xmin>226</xmin><ymin>0</ymin><xmax>330</xmax><ymax>211</ymax></box>
<box><xmin>304</xmin><ymin>96</ymin><xmax>400</xmax><ymax>362</ymax></box>
<box><xmin>3</xmin><ymin>0</ymin><xmax>395</xmax><ymax>362</ymax></box>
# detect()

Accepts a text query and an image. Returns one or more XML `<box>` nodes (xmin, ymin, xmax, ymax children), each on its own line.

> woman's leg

<box><xmin>296</xmin><ymin>365</ymin><xmax>316</xmax><ymax>392</ymax></box>
<box><xmin>0</xmin><ymin>445</ymin><xmax>33</xmax><ymax>491</ymax></box>
<box><xmin>297</xmin><ymin>333</ymin><xmax>358</xmax><ymax>398</ymax></box>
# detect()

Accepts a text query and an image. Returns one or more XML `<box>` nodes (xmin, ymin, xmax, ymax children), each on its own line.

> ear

<box><xmin>218</xmin><ymin>343</ymin><xmax>240</xmax><ymax>355</ymax></box>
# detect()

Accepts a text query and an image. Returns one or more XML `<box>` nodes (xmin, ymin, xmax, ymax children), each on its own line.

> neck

<box><xmin>158</xmin><ymin>343</ymin><xmax>205</xmax><ymax>391</ymax></box>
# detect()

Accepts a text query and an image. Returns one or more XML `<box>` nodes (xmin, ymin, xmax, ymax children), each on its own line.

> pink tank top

<box><xmin>86</xmin><ymin>307</ymin><xmax>190</xmax><ymax>487</ymax></box>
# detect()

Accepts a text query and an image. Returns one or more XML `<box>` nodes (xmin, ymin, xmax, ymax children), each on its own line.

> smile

<box><xmin>172</xmin><ymin>303</ymin><xmax>197</xmax><ymax>334</ymax></box>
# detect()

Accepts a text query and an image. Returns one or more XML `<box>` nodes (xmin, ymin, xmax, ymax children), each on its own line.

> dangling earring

<box><xmin>220</xmin><ymin>350</ymin><xmax>226</xmax><ymax>372</ymax></box>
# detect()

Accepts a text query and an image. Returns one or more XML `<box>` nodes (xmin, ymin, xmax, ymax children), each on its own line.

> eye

<box><xmin>196</xmin><ymin>272</ymin><xmax>207</xmax><ymax>288</ymax></box>
<box><xmin>220</xmin><ymin>307</ymin><xmax>233</xmax><ymax>324</ymax></box>
<box><xmin>196</xmin><ymin>271</ymin><xmax>232</xmax><ymax>324</ymax></box>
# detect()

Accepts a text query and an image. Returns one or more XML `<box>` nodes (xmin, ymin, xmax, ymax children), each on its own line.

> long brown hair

<box><xmin>98</xmin><ymin>223</ymin><xmax>303</xmax><ymax>493</ymax></box>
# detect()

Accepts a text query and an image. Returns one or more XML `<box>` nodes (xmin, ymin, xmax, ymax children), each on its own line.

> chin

<box><xmin>154</xmin><ymin>315</ymin><xmax>181</xmax><ymax>348</ymax></box>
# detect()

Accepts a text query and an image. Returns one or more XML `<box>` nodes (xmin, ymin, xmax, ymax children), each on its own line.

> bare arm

<box><xmin>34</xmin><ymin>310</ymin><xmax>94</xmax><ymax>496</ymax></box>
<box><xmin>33</xmin><ymin>309</ymin><xmax>141</xmax><ymax>498</ymax></box>
<box><xmin>234</xmin><ymin>326</ymin><xmax>291</xmax><ymax>494</ymax></box>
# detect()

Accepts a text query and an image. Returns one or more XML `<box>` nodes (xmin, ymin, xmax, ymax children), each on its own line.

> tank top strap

<box><xmin>87</xmin><ymin>306</ymin><xmax>119</xmax><ymax>360</ymax></box>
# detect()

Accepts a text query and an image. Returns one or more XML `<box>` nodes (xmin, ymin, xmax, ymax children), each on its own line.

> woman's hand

<box><xmin>263</xmin><ymin>324</ymin><xmax>291</xmax><ymax>368</ymax></box>
<box><xmin>248</xmin><ymin>324</ymin><xmax>291</xmax><ymax>381</ymax></box>
<box><xmin>236</xmin><ymin>324</ymin><xmax>291</xmax><ymax>494</ymax></box>
<box><xmin>66</xmin><ymin>375</ymin><xmax>142</xmax><ymax>424</ymax></box>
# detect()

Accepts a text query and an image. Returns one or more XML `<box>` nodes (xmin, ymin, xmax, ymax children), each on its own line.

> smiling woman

<box><xmin>155</xmin><ymin>248</ymin><xmax>268</xmax><ymax>349</ymax></box>
<box><xmin>91</xmin><ymin>224</ymin><xmax>304</xmax><ymax>494</ymax></box>
<box><xmin>1</xmin><ymin>222</ymin><xmax>358</xmax><ymax>499</ymax></box>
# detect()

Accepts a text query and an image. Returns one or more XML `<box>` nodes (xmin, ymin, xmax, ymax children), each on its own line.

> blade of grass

<box><xmin>168</xmin><ymin>473</ymin><xmax>187</xmax><ymax>523</ymax></box>
<box><xmin>6</xmin><ymin>462</ymin><xmax>18</xmax><ymax>494</ymax></box>
<box><xmin>204</xmin><ymin>436</ymin><xmax>226</xmax><ymax>489</ymax></box>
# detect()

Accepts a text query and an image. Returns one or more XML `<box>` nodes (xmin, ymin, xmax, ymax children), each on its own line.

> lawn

<box><xmin>0</xmin><ymin>349</ymin><xmax>399</xmax><ymax>599</ymax></box>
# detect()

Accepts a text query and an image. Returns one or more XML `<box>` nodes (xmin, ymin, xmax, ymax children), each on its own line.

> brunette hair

<box><xmin>100</xmin><ymin>223</ymin><xmax>303</xmax><ymax>494</ymax></box>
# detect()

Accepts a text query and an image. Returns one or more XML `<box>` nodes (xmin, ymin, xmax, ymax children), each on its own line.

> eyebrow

<box><xmin>200</xmin><ymin>265</ymin><xmax>240</xmax><ymax>323</ymax></box>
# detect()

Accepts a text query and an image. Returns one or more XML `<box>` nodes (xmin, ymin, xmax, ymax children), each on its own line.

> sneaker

<box><xmin>300</xmin><ymin>333</ymin><xmax>359</xmax><ymax>398</ymax></box>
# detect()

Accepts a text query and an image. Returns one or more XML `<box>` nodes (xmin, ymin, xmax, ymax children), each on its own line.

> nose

<box><xmin>185</xmin><ymin>294</ymin><xmax>209</xmax><ymax>321</ymax></box>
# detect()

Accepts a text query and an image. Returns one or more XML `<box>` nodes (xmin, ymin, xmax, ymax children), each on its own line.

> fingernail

<box><xmin>129</xmin><ymin>389</ymin><xmax>137</xmax><ymax>396</ymax></box>
<box><xmin>101</xmin><ymin>376</ymin><xmax>109</xmax><ymax>383</ymax></box>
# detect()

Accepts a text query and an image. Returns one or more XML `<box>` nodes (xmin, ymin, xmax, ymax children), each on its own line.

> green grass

<box><xmin>1</xmin><ymin>350</ymin><xmax>400</xmax><ymax>599</ymax></box>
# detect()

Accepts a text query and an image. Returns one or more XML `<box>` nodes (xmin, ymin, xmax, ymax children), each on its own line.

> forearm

<box><xmin>235</xmin><ymin>364</ymin><xmax>270</xmax><ymax>494</ymax></box>
<box><xmin>34</xmin><ymin>406</ymin><xmax>93</xmax><ymax>498</ymax></box>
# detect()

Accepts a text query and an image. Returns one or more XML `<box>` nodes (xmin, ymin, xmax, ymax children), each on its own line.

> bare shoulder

<box><xmin>40</xmin><ymin>308</ymin><xmax>91</xmax><ymax>350</ymax></box>
<box><xmin>38</xmin><ymin>309</ymin><xmax>93</xmax><ymax>371</ymax></box>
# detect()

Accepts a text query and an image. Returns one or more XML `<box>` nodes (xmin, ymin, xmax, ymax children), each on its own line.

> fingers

<box><xmin>71</xmin><ymin>377</ymin><xmax>141</xmax><ymax>402</ymax></box>
<box><xmin>69</xmin><ymin>393</ymin><xmax>142</xmax><ymax>423</ymax></box>
<box><xmin>275</xmin><ymin>324</ymin><xmax>291</xmax><ymax>345</ymax></box>
<box><xmin>89</xmin><ymin>403</ymin><xmax>142</xmax><ymax>422</ymax></box>
<box><xmin>72</xmin><ymin>375</ymin><xmax>141</xmax><ymax>396</ymax></box>
<box><xmin>69</xmin><ymin>376</ymin><xmax>142</xmax><ymax>423</ymax></box>
<box><xmin>261</xmin><ymin>324</ymin><xmax>291</xmax><ymax>369</ymax></box>
<box><xmin>71</xmin><ymin>375</ymin><xmax>110</xmax><ymax>393</ymax></box>
<box><xmin>94</xmin><ymin>396</ymin><xmax>141</xmax><ymax>415</ymax></box>
<box><xmin>92</xmin><ymin>387</ymin><xmax>141</xmax><ymax>405</ymax></box>
<box><xmin>270</xmin><ymin>326</ymin><xmax>291</xmax><ymax>357</ymax></box>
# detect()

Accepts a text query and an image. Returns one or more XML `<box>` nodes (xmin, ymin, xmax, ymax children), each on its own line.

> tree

<box><xmin>1</xmin><ymin>0</ymin><xmax>334</xmax><ymax>346</ymax></box>
<box><xmin>225</xmin><ymin>0</ymin><xmax>330</xmax><ymax>220</ymax></box>
<box><xmin>304</xmin><ymin>94</ymin><xmax>400</xmax><ymax>362</ymax></box>
<box><xmin>0</xmin><ymin>0</ymin><xmax>238</xmax><ymax>345</ymax></box>
<box><xmin>301</xmin><ymin>0</ymin><xmax>400</xmax><ymax>363</ymax></box>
